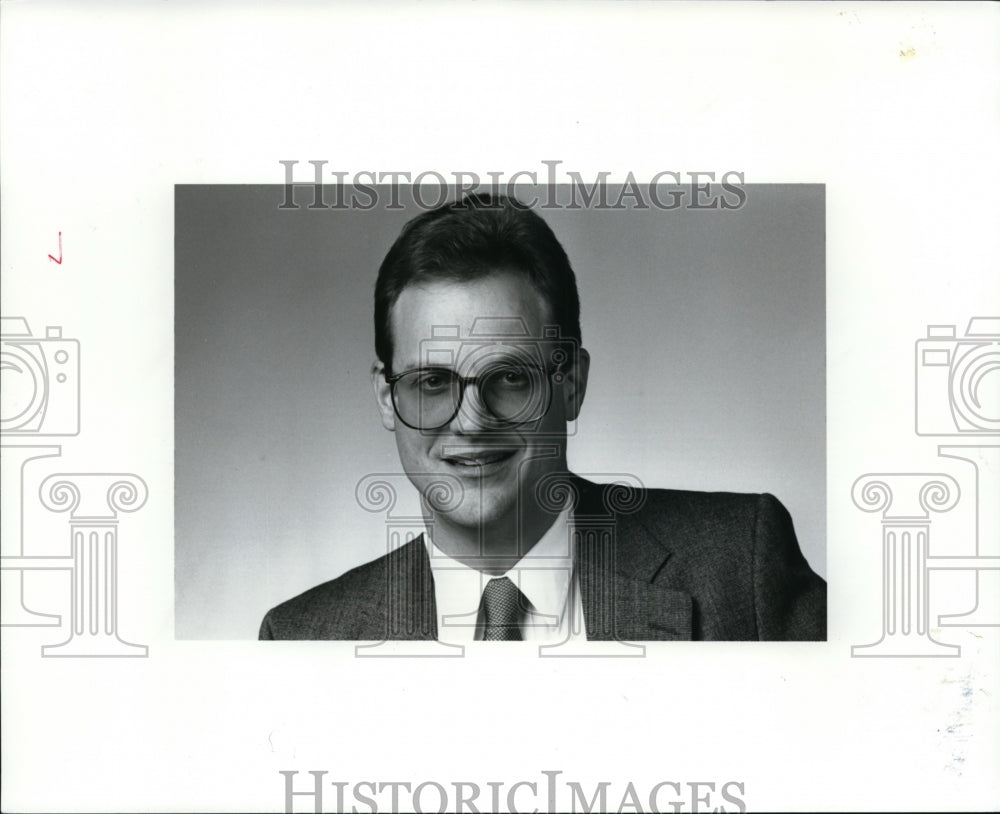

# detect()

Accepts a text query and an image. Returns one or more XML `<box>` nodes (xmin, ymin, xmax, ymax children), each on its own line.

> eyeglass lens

<box><xmin>392</xmin><ymin>365</ymin><xmax>550</xmax><ymax>429</ymax></box>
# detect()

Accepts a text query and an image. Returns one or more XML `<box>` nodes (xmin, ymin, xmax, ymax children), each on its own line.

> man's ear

<box><xmin>560</xmin><ymin>347</ymin><xmax>590</xmax><ymax>422</ymax></box>
<box><xmin>371</xmin><ymin>361</ymin><xmax>397</xmax><ymax>431</ymax></box>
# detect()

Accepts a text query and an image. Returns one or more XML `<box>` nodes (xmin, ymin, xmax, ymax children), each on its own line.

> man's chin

<box><xmin>432</xmin><ymin>491</ymin><xmax>518</xmax><ymax>532</ymax></box>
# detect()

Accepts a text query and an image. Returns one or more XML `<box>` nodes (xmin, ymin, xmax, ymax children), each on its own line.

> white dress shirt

<box><xmin>424</xmin><ymin>507</ymin><xmax>587</xmax><ymax>642</ymax></box>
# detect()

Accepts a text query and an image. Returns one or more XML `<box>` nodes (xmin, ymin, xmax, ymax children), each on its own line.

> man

<box><xmin>260</xmin><ymin>193</ymin><xmax>826</xmax><ymax>642</ymax></box>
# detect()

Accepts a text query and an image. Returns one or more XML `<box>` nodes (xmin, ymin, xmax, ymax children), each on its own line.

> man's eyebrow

<box><xmin>393</xmin><ymin>360</ymin><xmax>456</xmax><ymax>372</ymax></box>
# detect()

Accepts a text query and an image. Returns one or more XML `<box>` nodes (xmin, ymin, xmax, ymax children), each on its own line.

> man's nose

<box><xmin>449</xmin><ymin>380</ymin><xmax>500</xmax><ymax>434</ymax></box>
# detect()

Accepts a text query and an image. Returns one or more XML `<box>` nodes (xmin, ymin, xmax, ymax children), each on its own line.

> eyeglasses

<box><xmin>386</xmin><ymin>362</ymin><xmax>559</xmax><ymax>430</ymax></box>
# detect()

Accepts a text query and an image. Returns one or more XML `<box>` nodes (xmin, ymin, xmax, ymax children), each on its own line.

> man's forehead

<box><xmin>398</xmin><ymin>325</ymin><xmax>563</xmax><ymax>373</ymax></box>
<box><xmin>404</xmin><ymin>315</ymin><xmax>557</xmax><ymax>348</ymax></box>
<box><xmin>420</xmin><ymin>322</ymin><xmax>554</xmax><ymax>368</ymax></box>
<box><xmin>389</xmin><ymin>273</ymin><xmax>556</xmax><ymax>365</ymax></box>
<box><xmin>425</xmin><ymin>316</ymin><xmax>542</xmax><ymax>341</ymax></box>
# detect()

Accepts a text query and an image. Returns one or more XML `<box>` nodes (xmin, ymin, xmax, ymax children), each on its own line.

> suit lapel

<box><xmin>381</xmin><ymin>536</ymin><xmax>438</xmax><ymax>640</ymax></box>
<box><xmin>378</xmin><ymin>479</ymin><xmax>693</xmax><ymax>642</ymax></box>
<box><xmin>571</xmin><ymin>477</ymin><xmax>693</xmax><ymax>641</ymax></box>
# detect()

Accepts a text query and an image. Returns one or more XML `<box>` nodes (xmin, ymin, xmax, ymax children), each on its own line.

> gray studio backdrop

<box><xmin>175</xmin><ymin>184</ymin><xmax>826</xmax><ymax>639</ymax></box>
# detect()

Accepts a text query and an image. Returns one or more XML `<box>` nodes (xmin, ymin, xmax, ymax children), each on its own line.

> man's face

<box><xmin>372</xmin><ymin>272</ymin><xmax>589</xmax><ymax>542</ymax></box>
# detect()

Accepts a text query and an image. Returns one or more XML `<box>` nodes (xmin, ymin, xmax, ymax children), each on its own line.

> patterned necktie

<box><xmin>480</xmin><ymin>577</ymin><xmax>524</xmax><ymax>641</ymax></box>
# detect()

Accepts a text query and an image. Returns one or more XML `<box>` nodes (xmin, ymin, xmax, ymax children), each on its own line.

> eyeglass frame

<box><xmin>383</xmin><ymin>360</ymin><xmax>568</xmax><ymax>431</ymax></box>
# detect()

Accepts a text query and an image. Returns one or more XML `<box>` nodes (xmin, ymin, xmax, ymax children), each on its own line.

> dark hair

<box><xmin>374</xmin><ymin>193</ymin><xmax>582</xmax><ymax>372</ymax></box>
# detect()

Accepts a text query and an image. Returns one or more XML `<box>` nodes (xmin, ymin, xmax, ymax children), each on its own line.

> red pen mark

<box><xmin>48</xmin><ymin>231</ymin><xmax>63</xmax><ymax>264</ymax></box>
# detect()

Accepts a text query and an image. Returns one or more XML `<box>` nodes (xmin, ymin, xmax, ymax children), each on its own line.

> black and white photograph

<box><xmin>175</xmin><ymin>182</ymin><xmax>826</xmax><ymax>643</ymax></box>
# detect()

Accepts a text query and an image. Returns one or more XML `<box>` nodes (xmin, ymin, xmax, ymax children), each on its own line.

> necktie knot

<box><xmin>480</xmin><ymin>577</ymin><xmax>524</xmax><ymax>641</ymax></box>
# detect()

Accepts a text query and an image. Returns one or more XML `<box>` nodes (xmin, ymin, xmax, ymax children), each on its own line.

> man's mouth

<box><xmin>442</xmin><ymin>449</ymin><xmax>518</xmax><ymax>470</ymax></box>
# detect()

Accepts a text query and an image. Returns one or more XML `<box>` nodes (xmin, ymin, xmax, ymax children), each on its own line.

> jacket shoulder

<box><xmin>635</xmin><ymin>486</ymin><xmax>761</xmax><ymax>526</ymax></box>
<box><xmin>259</xmin><ymin>550</ymin><xmax>392</xmax><ymax>640</ymax></box>
<box><xmin>621</xmin><ymin>485</ymin><xmax>826</xmax><ymax>640</ymax></box>
<box><xmin>578</xmin><ymin>479</ymin><xmax>770</xmax><ymax>583</ymax></box>
<box><xmin>626</xmin><ymin>485</ymin><xmax>766</xmax><ymax>556</ymax></box>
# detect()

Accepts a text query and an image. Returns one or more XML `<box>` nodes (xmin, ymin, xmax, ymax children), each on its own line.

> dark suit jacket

<box><xmin>259</xmin><ymin>477</ymin><xmax>826</xmax><ymax>641</ymax></box>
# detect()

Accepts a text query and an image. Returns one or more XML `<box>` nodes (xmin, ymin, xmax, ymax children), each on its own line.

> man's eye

<box><xmin>416</xmin><ymin>373</ymin><xmax>451</xmax><ymax>393</ymax></box>
<box><xmin>496</xmin><ymin>368</ymin><xmax>530</xmax><ymax>388</ymax></box>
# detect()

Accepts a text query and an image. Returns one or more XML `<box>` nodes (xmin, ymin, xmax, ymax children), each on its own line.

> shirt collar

<box><xmin>424</xmin><ymin>507</ymin><xmax>574</xmax><ymax>622</ymax></box>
